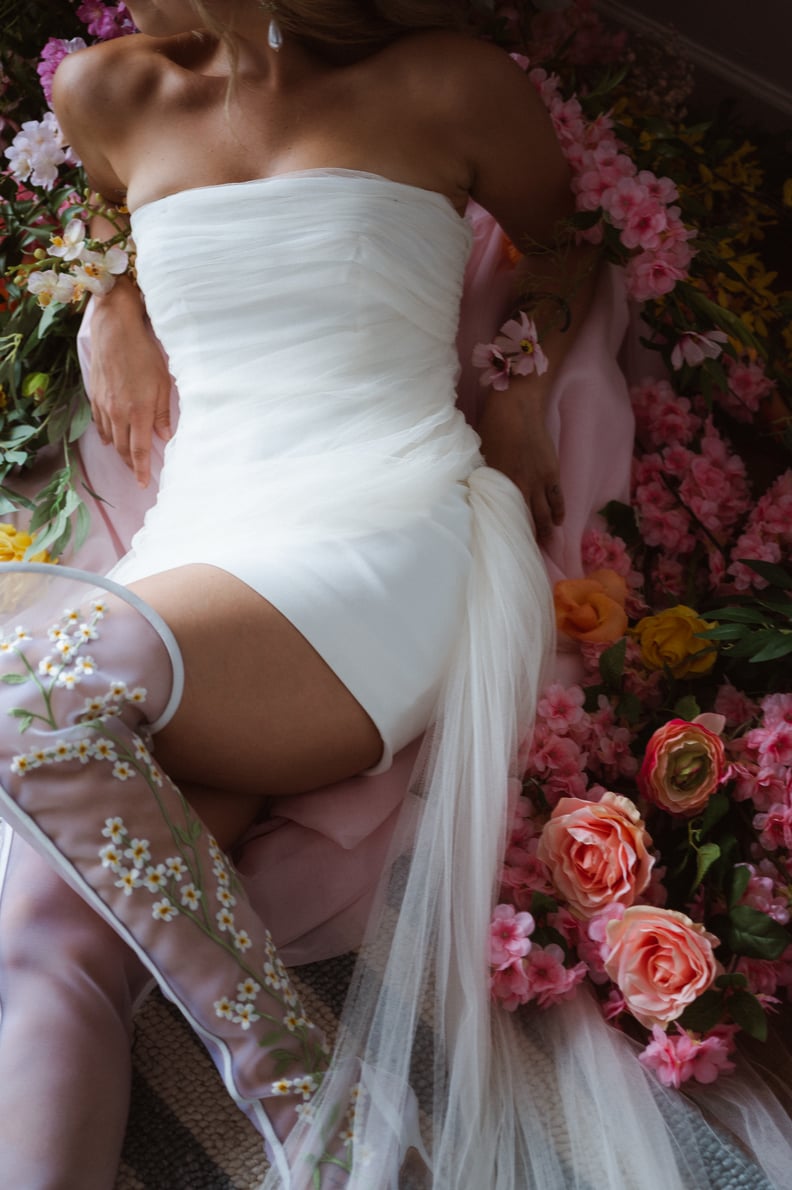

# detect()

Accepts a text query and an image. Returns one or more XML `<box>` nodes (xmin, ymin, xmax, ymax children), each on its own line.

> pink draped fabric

<box><xmin>58</xmin><ymin>204</ymin><xmax>634</xmax><ymax>964</ymax></box>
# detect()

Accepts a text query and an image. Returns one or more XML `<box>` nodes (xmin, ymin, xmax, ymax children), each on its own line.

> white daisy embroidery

<box><xmin>236</xmin><ymin>978</ymin><xmax>260</xmax><ymax>1001</ymax></box>
<box><xmin>164</xmin><ymin>856</ymin><xmax>187</xmax><ymax>881</ymax></box>
<box><xmin>232</xmin><ymin>929</ymin><xmax>252</xmax><ymax>953</ymax></box>
<box><xmin>214</xmin><ymin>996</ymin><xmax>235</xmax><ymax>1020</ymax></box>
<box><xmin>99</xmin><ymin>843</ymin><xmax>124</xmax><ymax>872</ymax></box>
<box><xmin>115</xmin><ymin>869</ymin><xmax>141</xmax><ymax>896</ymax></box>
<box><xmin>124</xmin><ymin>838</ymin><xmax>151</xmax><ymax>869</ymax></box>
<box><xmin>143</xmin><ymin>864</ymin><xmax>168</xmax><ymax>893</ymax></box>
<box><xmin>232</xmin><ymin>1003</ymin><xmax>260</xmax><ymax>1030</ymax></box>
<box><xmin>180</xmin><ymin>883</ymin><xmax>201</xmax><ymax>911</ymax></box>
<box><xmin>151</xmin><ymin>900</ymin><xmax>178</xmax><ymax>922</ymax></box>
<box><xmin>91</xmin><ymin>739</ymin><xmax>118</xmax><ymax>762</ymax></box>
<box><xmin>102</xmin><ymin>817</ymin><xmax>126</xmax><ymax>842</ymax></box>
<box><xmin>112</xmin><ymin>760</ymin><xmax>135</xmax><ymax>781</ymax></box>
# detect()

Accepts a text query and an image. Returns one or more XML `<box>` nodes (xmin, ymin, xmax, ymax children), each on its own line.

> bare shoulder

<box><xmin>51</xmin><ymin>34</ymin><xmax>184</xmax><ymax>198</ymax></box>
<box><xmin>379</xmin><ymin>32</ymin><xmax>572</xmax><ymax>245</ymax></box>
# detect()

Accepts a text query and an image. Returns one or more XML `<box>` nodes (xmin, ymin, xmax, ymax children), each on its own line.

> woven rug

<box><xmin>115</xmin><ymin>953</ymin><xmax>775</xmax><ymax>1190</ymax></box>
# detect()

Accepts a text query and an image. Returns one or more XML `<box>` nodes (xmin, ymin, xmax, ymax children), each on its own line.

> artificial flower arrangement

<box><xmin>479</xmin><ymin>1</ymin><xmax>792</xmax><ymax>1089</ymax></box>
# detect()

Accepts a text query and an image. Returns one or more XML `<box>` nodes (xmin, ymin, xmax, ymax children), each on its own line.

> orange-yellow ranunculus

<box><xmin>638</xmin><ymin>715</ymin><xmax>727</xmax><ymax>816</ymax></box>
<box><xmin>633</xmin><ymin>605</ymin><xmax>715</xmax><ymax>678</ymax></box>
<box><xmin>554</xmin><ymin>568</ymin><xmax>628</xmax><ymax>644</ymax></box>
<box><xmin>0</xmin><ymin>523</ymin><xmax>50</xmax><ymax>564</ymax></box>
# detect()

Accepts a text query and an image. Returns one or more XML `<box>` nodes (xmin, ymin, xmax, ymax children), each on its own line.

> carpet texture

<box><xmin>115</xmin><ymin>954</ymin><xmax>775</xmax><ymax>1190</ymax></box>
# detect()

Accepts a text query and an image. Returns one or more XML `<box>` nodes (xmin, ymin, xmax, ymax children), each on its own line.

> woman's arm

<box><xmin>53</xmin><ymin>46</ymin><xmax>173</xmax><ymax>487</ymax></box>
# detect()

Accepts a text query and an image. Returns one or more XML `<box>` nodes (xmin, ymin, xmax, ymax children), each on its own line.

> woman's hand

<box><xmin>88</xmin><ymin>277</ymin><xmax>172</xmax><ymax>488</ymax></box>
<box><xmin>477</xmin><ymin>383</ymin><xmax>565</xmax><ymax>542</ymax></box>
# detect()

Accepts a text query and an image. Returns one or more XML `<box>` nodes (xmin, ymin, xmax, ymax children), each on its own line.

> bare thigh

<box><xmin>128</xmin><ymin>564</ymin><xmax>383</xmax><ymax>840</ymax></box>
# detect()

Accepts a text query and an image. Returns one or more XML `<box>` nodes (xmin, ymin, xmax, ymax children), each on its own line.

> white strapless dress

<box><xmin>114</xmin><ymin>170</ymin><xmax>494</xmax><ymax>768</ymax></box>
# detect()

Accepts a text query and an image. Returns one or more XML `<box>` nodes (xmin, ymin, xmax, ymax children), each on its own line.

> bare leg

<box><xmin>0</xmin><ymin>832</ymin><xmax>149</xmax><ymax>1190</ymax></box>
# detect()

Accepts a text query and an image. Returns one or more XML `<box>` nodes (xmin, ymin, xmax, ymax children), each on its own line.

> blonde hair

<box><xmin>190</xmin><ymin>0</ymin><xmax>467</xmax><ymax>51</ymax></box>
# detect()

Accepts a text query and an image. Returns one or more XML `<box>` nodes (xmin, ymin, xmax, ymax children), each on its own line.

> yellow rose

<box><xmin>0</xmin><ymin>523</ymin><xmax>50</xmax><ymax>564</ymax></box>
<box><xmin>633</xmin><ymin>605</ymin><xmax>716</xmax><ymax>678</ymax></box>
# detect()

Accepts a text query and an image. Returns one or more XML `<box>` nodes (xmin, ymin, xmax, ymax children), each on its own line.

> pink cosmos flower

<box><xmin>670</xmin><ymin>329</ymin><xmax>729</xmax><ymax>371</ymax></box>
<box><xmin>494</xmin><ymin>312</ymin><xmax>549</xmax><ymax>377</ymax></box>
<box><xmin>639</xmin><ymin>1025</ymin><xmax>735</xmax><ymax>1088</ymax></box>
<box><xmin>471</xmin><ymin>342</ymin><xmax>511</xmax><ymax>391</ymax></box>
<box><xmin>489</xmin><ymin>903</ymin><xmax>535</xmax><ymax>969</ymax></box>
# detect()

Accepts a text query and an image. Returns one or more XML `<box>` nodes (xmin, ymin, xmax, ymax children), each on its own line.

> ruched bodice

<box><xmin>127</xmin><ymin>170</ymin><xmax>480</xmax><ymax>545</ymax></box>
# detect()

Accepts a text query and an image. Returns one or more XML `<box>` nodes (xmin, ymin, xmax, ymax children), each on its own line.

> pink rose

<box><xmin>604</xmin><ymin>906</ymin><xmax>720</xmax><ymax>1028</ymax></box>
<box><xmin>536</xmin><ymin>791</ymin><xmax>654</xmax><ymax>919</ymax></box>
<box><xmin>638</xmin><ymin>715</ymin><xmax>727</xmax><ymax>816</ymax></box>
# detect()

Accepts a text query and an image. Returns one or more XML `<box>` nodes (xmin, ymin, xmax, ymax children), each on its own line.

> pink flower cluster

<box><xmin>630</xmin><ymin>379</ymin><xmax>753</xmax><ymax>596</ymax></box>
<box><xmin>581</xmin><ymin>528</ymin><xmax>645</xmax><ymax>616</ymax></box>
<box><xmin>719</xmin><ymin>354</ymin><xmax>775</xmax><ymax>422</ymax></box>
<box><xmin>76</xmin><ymin>2</ymin><xmax>135</xmax><ymax>40</ymax></box>
<box><xmin>37</xmin><ymin>38</ymin><xmax>87</xmax><ymax>107</ymax></box>
<box><xmin>639</xmin><ymin>1024</ymin><xmax>736</xmax><ymax>1088</ymax></box>
<box><xmin>525</xmin><ymin>67</ymin><xmax>695</xmax><ymax>300</ymax></box>
<box><xmin>727</xmin><ymin>470</ymin><xmax>792</xmax><ymax>592</ymax></box>
<box><xmin>523</xmin><ymin>682</ymin><xmax>637</xmax><ymax>806</ymax></box>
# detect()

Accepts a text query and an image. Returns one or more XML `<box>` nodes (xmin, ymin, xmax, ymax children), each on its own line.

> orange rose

<box><xmin>536</xmin><ymin>792</ymin><xmax>654</xmax><ymax>919</ymax></box>
<box><xmin>553</xmin><ymin>568</ymin><xmax>628</xmax><ymax>644</ymax></box>
<box><xmin>604</xmin><ymin>906</ymin><xmax>720</xmax><ymax>1029</ymax></box>
<box><xmin>638</xmin><ymin>714</ymin><xmax>727</xmax><ymax>816</ymax></box>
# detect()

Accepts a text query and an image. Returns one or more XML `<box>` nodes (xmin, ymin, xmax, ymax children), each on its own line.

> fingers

<box><xmin>529</xmin><ymin>480</ymin><xmax>565</xmax><ymax>542</ymax></box>
<box><xmin>547</xmin><ymin>480</ymin><xmax>565</xmax><ymax>526</ymax></box>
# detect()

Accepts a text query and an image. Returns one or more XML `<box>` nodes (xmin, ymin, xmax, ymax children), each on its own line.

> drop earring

<box><xmin>265</xmin><ymin>3</ymin><xmax>283</xmax><ymax>51</ymax></box>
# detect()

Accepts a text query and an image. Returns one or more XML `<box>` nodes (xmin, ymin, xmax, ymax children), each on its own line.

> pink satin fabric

<box><xmin>62</xmin><ymin>204</ymin><xmax>635</xmax><ymax>964</ymax></box>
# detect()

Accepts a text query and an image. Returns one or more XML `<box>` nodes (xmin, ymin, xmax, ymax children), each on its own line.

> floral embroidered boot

<box><xmin>0</xmin><ymin>565</ymin><xmax>357</xmax><ymax>1188</ymax></box>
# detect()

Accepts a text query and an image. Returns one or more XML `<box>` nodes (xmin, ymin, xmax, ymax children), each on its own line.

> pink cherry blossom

<box><xmin>536</xmin><ymin>683</ymin><xmax>587</xmax><ymax>734</ymax></box>
<box><xmin>523</xmin><ymin>944</ymin><xmax>588</xmax><ymax>1008</ymax></box>
<box><xmin>489</xmin><ymin>903</ymin><xmax>535</xmax><ymax>969</ymax></box>
<box><xmin>720</xmin><ymin>355</ymin><xmax>774</xmax><ymax>421</ymax></box>
<box><xmin>714</xmin><ymin>682</ymin><xmax>759</xmax><ymax>729</ymax></box>
<box><xmin>639</xmin><ymin>1025</ymin><xmax>735</xmax><ymax>1088</ymax></box>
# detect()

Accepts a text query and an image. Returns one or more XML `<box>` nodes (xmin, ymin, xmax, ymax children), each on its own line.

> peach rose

<box><xmin>638</xmin><ymin>714</ymin><xmax>727</xmax><ymax>816</ymax></box>
<box><xmin>633</xmin><ymin>604</ymin><xmax>715</xmax><ymax>677</ymax></box>
<box><xmin>604</xmin><ymin>906</ymin><xmax>720</xmax><ymax>1029</ymax></box>
<box><xmin>536</xmin><ymin>791</ymin><xmax>654</xmax><ymax>919</ymax></box>
<box><xmin>554</xmin><ymin>568</ymin><xmax>628</xmax><ymax>644</ymax></box>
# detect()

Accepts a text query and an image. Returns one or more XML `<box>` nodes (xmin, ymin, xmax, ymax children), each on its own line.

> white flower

<box><xmin>76</xmin><ymin>622</ymin><xmax>98</xmax><ymax>642</ymax></box>
<box><xmin>232</xmin><ymin>929</ymin><xmax>252</xmax><ymax>953</ymax></box>
<box><xmin>232</xmin><ymin>1003</ymin><xmax>260</xmax><ymax>1030</ymax></box>
<box><xmin>102</xmin><ymin>817</ymin><xmax>126</xmax><ymax>842</ymax></box>
<box><xmin>180</xmin><ymin>883</ymin><xmax>201</xmax><ymax>911</ymax></box>
<box><xmin>293</xmin><ymin>1075</ymin><xmax>318</xmax><ymax>1099</ymax></box>
<box><xmin>271</xmin><ymin>1079</ymin><xmax>295</xmax><ymax>1096</ymax></box>
<box><xmin>263</xmin><ymin>962</ymin><xmax>284</xmax><ymax>990</ymax></box>
<box><xmin>214</xmin><ymin>996</ymin><xmax>235</xmax><ymax>1020</ymax></box>
<box><xmin>91</xmin><ymin>739</ymin><xmax>118</xmax><ymax>762</ymax></box>
<box><xmin>164</xmin><ymin>856</ymin><xmax>187</xmax><ymax>881</ymax></box>
<box><xmin>216</xmin><ymin>887</ymin><xmax>236</xmax><ymax>908</ymax></box>
<box><xmin>107</xmin><ymin>681</ymin><xmax>127</xmax><ymax>700</ymax></box>
<box><xmin>47</xmin><ymin>626</ymin><xmax>66</xmax><ymax>642</ymax></box>
<box><xmin>38</xmin><ymin>657</ymin><xmax>59</xmax><ymax>677</ymax></box>
<box><xmin>74</xmin><ymin>656</ymin><xmax>96</xmax><ymax>676</ymax></box>
<box><xmin>143</xmin><ymin>864</ymin><xmax>168</xmax><ymax>893</ymax></box>
<box><xmin>99</xmin><ymin>843</ymin><xmax>124</xmax><ymax>872</ymax></box>
<box><xmin>124</xmin><ymin>838</ymin><xmax>151</xmax><ymax>869</ymax></box>
<box><xmin>73</xmin><ymin>738</ymin><xmax>94</xmax><ymax>764</ymax></box>
<box><xmin>72</xmin><ymin>246</ymin><xmax>129</xmax><ymax>296</ymax></box>
<box><xmin>27</xmin><ymin>269</ymin><xmax>78</xmax><ymax>307</ymax></box>
<box><xmin>283</xmin><ymin>1010</ymin><xmax>300</xmax><ymax>1032</ymax></box>
<box><xmin>126</xmin><ymin>687</ymin><xmax>147</xmax><ymax>706</ymax></box>
<box><xmin>112</xmin><ymin>760</ymin><xmax>135</xmax><ymax>781</ymax></box>
<box><xmin>30</xmin><ymin>748</ymin><xmax>49</xmax><ymax>766</ymax></box>
<box><xmin>56</xmin><ymin>669</ymin><xmax>81</xmax><ymax>689</ymax></box>
<box><xmin>294</xmin><ymin>1103</ymin><xmax>315</xmax><ymax>1121</ymax></box>
<box><xmin>152</xmin><ymin>899</ymin><xmax>178</xmax><ymax>922</ymax></box>
<box><xmin>11</xmin><ymin>754</ymin><xmax>33</xmax><ymax>776</ymax></box>
<box><xmin>90</xmin><ymin>599</ymin><xmax>108</xmax><ymax>618</ymax></box>
<box><xmin>213</xmin><ymin>863</ymin><xmax>230</xmax><ymax>887</ymax></box>
<box><xmin>131</xmin><ymin>736</ymin><xmax>151</xmax><ymax>762</ymax></box>
<box><xmin>216</xmin><ymin>907</ymin><xmax>235</xmax><ymax>932</ymax></box>
<box><xmin>236</xmin><ymin>977</ymin><xmax>260</xmax><ymax>1001</ymax></box>
<box><xmin>115</xmin><ymin>868</ymin><xmax>141</xmax><ymax>896</ymax></box>
<box><xmin>13</xmin><ymin>626</ymin><xmax>30</xmax><ymax>641</ymax></box>
<box><xmin>49</xmin><ymin>218</ymin><xmax>87</xmax><ymax>261</ymax></box>
<box><xmin>62</xmin><ymin>608</ymin><xmax>81</xmax><ymax>624</ymax></box>
<box><xmin>4</xmin><ymin>112</ymin><xmax>68</xmax><ymax>190</ymax></box>
<box><xmin>51</xmin><ymin>741</ymin><xmax>75</xmax><ymax>762</ymax></box>
<box><xmin>0</xmin><ymin>640</ymin><xmax>14</xmax><ymax>654</ymax></box>
<box><xmin>80</xmin><ymin>695</ymin><xmax>106</xmax><ymax>718</ymax></box>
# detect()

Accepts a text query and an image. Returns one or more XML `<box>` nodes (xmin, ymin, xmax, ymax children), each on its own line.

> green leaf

<box><xmin>8</xmin><ymin>709</ymin><xmax>34</xmax><ymax>732</ymax></box>
<box><xmin>757</xmin><ymin>597</ymin><xmax>792</xmax><ymax>618</ymax></box>
<box><xmin>699</xmin><ymin>791</ymin><xmax>730</xmax><ymax>836</ymax></box>
<box><xmin>615</xmin><ymin>692</ymin><xmax>642</xmax><ymax>726</ymax></box>
<box><xmin>599</xmin><ymin>637</ymin><xmax>627</xmax><ymax>689</ymax></box>
<box><xmin>678</xmin><ymin>988</ymin><xmax>723</xmax><ymax>1034</ymax></box>
<box><xmin>728</xmin><ymin>989</ymin><xmax>768</xmax><ymax>1041</ymax></box>
<box><xmin>692</xmin><ymin>842</ymin><xmax>721</xmax><ymax>891</ymax></box>
<box><xmin>715</xmin><ymin>972</ymin><xmax>748</xmax><ymax>990</ymax></box>
<box><xmin>728</xmin><ymin>864</ymin><xmax>752</xmax><ymax>909</ymax></box>
<box><xmin>727</xmin><ymin>631</ymin><xmax>781</xmax><ymax>659</ymax></box>
<box><xmin>749</xmin><ymin>635</ymin><xmax>792</xmax><ymax>664</ymax></box>
<box><xmin>705</xmin><ymin>606</ymin><xmax>771</xmax><ymax>624</ymax></box>
<box><xmin>0</xmin><ymin>672</ymin><xmax>28</xmax><ymax>685</ymax></box>
<box><xmin>530</xmin><ymin>891</ymin><xmax>559</xmax><ymax>917</ymax></box>
<box><xmin>673</xmin><ymin>694</ymin><xmax>701</xmax><ymax>721</ymax></box>
<box><xmin>738</xmin><ymin>559</ymin><xmax>792</xmax><ymax>590</ymax></box>
<box><xmin>67</xmin><ymin>396</ymin><xmax>93</xmax><ymax>443</ymax></box>
<box><xmin>598</xmin><ymin>500</ymin><xmax>639</xmax><ymax>545</ymax></box>
<box><xmin>698</xmin><ymin>623</ymin><xmax>751</xmax><ymax>641</ymax></box>
<box><xmin>727</xmin><ymin>905</ymin><xmax>791</xmax><ymax>959</ymax></box>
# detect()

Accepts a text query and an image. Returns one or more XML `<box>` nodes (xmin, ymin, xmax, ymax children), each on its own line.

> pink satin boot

<box><xmin>0</xmin><ymin>564</ymin><xmax>357</xmax><ymax>1188</ymax></box>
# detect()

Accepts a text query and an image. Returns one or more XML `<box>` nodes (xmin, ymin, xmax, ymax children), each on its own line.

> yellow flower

<box><xmin>783</xmin><ymin>179</ymin><xmax>792</xmax><ymax>208</ymax></box>
<box><xmin>633</xmin><ymin>605</ymin><xmax>716</xmax><ymax>678</ymax></box>
<box><xmin>0</xmin><ymin>523</ymin><xmax>50</xmax><ymax>564</ymax></box>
